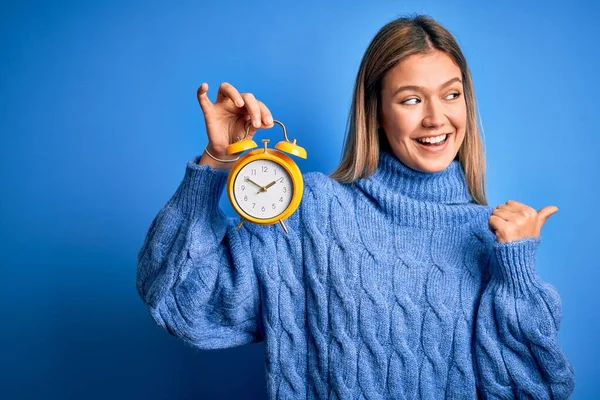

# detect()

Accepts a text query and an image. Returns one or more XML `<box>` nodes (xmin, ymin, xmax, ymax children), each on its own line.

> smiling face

<box><xmin>379</xmin><ymin>50</ymin><xmax>467</xmax><ymax>173</ymax></box>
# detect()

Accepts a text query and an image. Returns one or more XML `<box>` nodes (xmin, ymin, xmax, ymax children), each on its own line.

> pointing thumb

<box><xmin>537</xmin><ymin>205</ymin><xmax>559</xmax><ymax>226</ymax></box>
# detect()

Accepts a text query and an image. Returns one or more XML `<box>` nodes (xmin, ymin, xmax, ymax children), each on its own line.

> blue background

<box><xmin>1</xmin><ymin>0</ymin><xmax>598</xmax><ymax>398</ymax></box>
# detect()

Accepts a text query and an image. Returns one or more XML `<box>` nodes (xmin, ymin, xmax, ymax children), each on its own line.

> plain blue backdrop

<box><xmin>1</xmin><ymin>0</ymin><xmax>598</xmax><ymax>398</ymax></box>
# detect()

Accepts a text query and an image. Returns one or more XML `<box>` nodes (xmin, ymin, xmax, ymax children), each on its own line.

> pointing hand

<box><xmin>488</xmin><ymin>200</ymin><xmax>558</xmax><ymax>243</ymax></box>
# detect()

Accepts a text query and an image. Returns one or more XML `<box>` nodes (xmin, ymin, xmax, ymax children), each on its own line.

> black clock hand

<box><xmin>264</xmin><ymin>180</ymin><xmax>278</xmax><ymax>190</ymax></box>
<box><xmin>245</xmin><ymin>177</ymin><xmax>266</xmax><ymax>192</ymax></box>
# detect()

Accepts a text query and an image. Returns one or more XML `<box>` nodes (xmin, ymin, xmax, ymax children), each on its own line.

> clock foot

<box><xmin>279</xmin><ymin>219</ymin><xmax>288</xmax><ymax>234</ymax></box>
<box><xmin>236</xmin><ymin>218</ymin><xmax>246</xmax><ymax>231</ymax></box>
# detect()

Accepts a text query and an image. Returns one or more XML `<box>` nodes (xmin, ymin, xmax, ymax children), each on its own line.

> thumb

<box><xmin>196</xmin><ymin>82</ymin><xmax>214</xmax><ymax>113</ymax></box>
<box><xmin>537</xmin><ymin>205</ymin><xmax>559</xmax><ymax>226</ymax></box>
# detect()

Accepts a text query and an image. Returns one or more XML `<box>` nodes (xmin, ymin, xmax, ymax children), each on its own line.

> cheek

<box><xmin>385</xmin><ymin>107</ymin><xmax>421</xmax><ymax>135</ymax></box>
<box><xmin>451</xmin><ymin>101</ymin><xmax>468</xmax><ymax>126</ymax></box>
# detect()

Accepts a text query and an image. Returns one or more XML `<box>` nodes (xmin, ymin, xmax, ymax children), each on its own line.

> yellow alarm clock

<box><xmin>225</xmin><ymin>119</ymin><xmax>307</xmax><ymax>234</ymax></box>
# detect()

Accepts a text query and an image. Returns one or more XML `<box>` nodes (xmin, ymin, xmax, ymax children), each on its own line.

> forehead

<box><xmin>383</xmin><ymin>51</ymin><xmax>461</xmax><ymax>89</ymax></box>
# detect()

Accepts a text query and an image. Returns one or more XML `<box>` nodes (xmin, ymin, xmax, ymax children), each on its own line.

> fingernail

<box><xmin>266</xmin><ymin>116</ymin><xmax>273</xmax><ymax>124</ymax></box>
<box><xmin>253</xmin><ymin>119</ymin><xmax>260</xmax><ymax>128</ymax></box>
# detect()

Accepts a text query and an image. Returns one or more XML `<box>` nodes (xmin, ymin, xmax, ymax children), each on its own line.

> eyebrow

<box><xmin>392</xmin><ymin>77</ymin><xmax>463</xmax><ymax>97</ymax></box>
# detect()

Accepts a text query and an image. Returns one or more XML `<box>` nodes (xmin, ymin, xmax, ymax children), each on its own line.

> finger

<box><xmin>496</xmin><ymin>204</ymin><xmax>520</xmax><ymax>213</ymax></box>
<box><xmin>505</xmin><ymin>200</ymin><xmax>528</xmax><ymax>209</ymax></box>
<box><xmin>499</xmin><ymin>204</ymin><xmax>531</xmax><ymax>220</ymax></box>
<box><xmin>196</xmin><ymin>82</ymin><xmax>214</xmax><ymax>113</ymax></box>
<box><xmin>216</xmin><ymin>82</ymin><xmax>245</xmax><ymax>108</ymax></box>
<box><xmin>241</xmin><ymin>93</ymin><xmax>262</xmax><ymax>128</ymax></box>
<box><xmin>504</xmin><ymin>200</ymin><xmax>537</xmax><ymax>218</ymax></box>
<box><xmin>244</xmin><ymin>118</ymin><xmax>257</xmax><ymax>138</ymax></box>
<box><xmin>491</xmin><ymin>208</ymin><xmax>516</xmax><ymax>222</ymax></box>
<box><xmin>489</xmin><ymin>214</ymin><xmax>509</xmax><ymax>233</ymax></box>
<box><xmin>257</xmin><ymin>100</ymin><xmax>274</xmax><ymax>127</ymax></box>
<box><xmin>537</xmin><ymin>205</ymin><xmax>559</xmax><ymax>224</ymax></box>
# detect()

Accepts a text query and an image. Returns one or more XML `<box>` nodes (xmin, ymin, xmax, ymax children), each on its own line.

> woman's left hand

<box><xmin>488</xmin><ymin>200</ymin><xmax>558</xmax><ymax>243</ymax></box>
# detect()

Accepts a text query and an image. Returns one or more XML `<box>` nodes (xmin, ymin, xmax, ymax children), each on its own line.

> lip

<box><xmin>413</xmin><ymin>132</ymin><xmax>452</xmax><ymax>153</ymax></box>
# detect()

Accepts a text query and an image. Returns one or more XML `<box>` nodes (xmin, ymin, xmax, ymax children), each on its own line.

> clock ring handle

<box><xmin>240</xmin><ymin>119</ymin><xmax>291</xmax><ymax>143</ymax></box>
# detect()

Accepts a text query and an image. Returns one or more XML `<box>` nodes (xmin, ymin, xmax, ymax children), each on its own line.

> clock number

<box><xmin>261</xmin><ymin>206</ymin><xmax>265</xmax><ymax>212</ymax></box>
<box><xmin>279</xmin><ymin>197</ymin><xmax>283</xmax><ymax>202</ymax></box>
<box><xmin>272</xmin><ymin>203</ymin><xmax>276</xmax><ymax>209</ymax></box>
<box><xmin>251</xmin><ymin>169</ymin><xmax>256</xmax><ymax>175</ymax></box>
<box><xmin>252</xmin><ymin>203</ymin><xmax>255</xmax><ymax>208</ymax></box>
<box><xmin>262</xmin><ymin>166</ymin><xmax>268</xmax><ymax>173</ymax></box>
<box><xmin>278</xmin><ymin>177</ymin><xmax>284</xmax><ymax>183</ymax></box>
<box><xmin>283</xmin><ymin>187</ymin><xmax>287</xmax><ymax>193</ymax></box>
<box><xmin>241</xmin><ymin>185</ymin><xmax>245</xmax><ymax>191</ymax></box>
<box><xmin>244</xmin><ymin>195</ymin><xmax>248</xmax><ymax>201</ymax></box>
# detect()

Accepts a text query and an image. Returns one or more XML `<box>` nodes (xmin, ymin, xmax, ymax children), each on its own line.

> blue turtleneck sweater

<box><xmin>136</xmin><ymin>149</ymin><xmax>575</xmax><ymax>399</ymax></box>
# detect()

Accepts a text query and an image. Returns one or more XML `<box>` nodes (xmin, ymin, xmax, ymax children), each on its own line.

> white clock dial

<box><xmin>233</xmin><ymin>159</ymin><xmax>294</xmax><ymax>220</ymax></box>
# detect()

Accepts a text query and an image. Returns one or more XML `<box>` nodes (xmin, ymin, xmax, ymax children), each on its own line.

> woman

<box><xmin>136</xmin><ymin>15</ymin><xmax>575</xmax><ymax>399</ymax></box>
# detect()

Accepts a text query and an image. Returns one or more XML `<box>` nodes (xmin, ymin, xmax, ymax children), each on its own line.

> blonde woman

<box><xmin>136</xmin><ymin>14</ymin><xmax>575</xmax><ymax>399</ymax></box>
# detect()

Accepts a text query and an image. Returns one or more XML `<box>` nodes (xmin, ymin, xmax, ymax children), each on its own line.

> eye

<box><xmin>401</xmin><ymin>92</ymin><xmax>461</xmax><ymax>105</ymax></box>
<box><xmin>401</xmin><ymin>97</ymin><xmax>420</xmax><ymax>105</ymax></box>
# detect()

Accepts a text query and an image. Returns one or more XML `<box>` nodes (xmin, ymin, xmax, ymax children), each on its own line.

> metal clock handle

<box><xmin>239</xmin><ymin>119</ymin><xmax>289</xmax><ymax>142</ymax></box>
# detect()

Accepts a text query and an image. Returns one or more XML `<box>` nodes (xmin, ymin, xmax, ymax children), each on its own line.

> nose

<box><xmin>422</xmin><ymin>99</ymin><xmax>447</xmax><ymax>129</ymax></box>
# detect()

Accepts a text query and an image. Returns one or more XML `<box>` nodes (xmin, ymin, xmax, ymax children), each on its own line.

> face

<box><xmin>379</xmin><ymin>50</ymin><xmax>467</xmax><ymax>173</ymax></box>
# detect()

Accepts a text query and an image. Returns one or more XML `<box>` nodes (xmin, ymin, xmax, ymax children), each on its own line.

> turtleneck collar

<box><xmin>353</xmin><ymin>148</ymin><xmax>485</xmax><ymax>228</ymax></box>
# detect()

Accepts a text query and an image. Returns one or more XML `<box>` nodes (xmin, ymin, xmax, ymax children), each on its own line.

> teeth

<box><xmin>416</xmin><ymin>134</ymin><xmax>447</xmax><ymax>144</ymax></box>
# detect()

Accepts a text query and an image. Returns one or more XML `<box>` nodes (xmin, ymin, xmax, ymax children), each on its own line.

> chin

<box><xmin>406</xmin><ymin>155</ymin><xmax>456</xmax><ymax>173</ymax></box>
<box><xmin>390</xmin><ymin>136</ymin><xmax>461</xmax><ymax>173</ymax></box>
<box><xmin>413</xmin><ymin>162</ymin><xmax>449</xmax><ymax>173</ymax></box>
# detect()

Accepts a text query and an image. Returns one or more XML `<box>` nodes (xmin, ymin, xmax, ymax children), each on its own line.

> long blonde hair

<box><xmin>330</xmin><ymin>14</ymin><xmax>487</xmax><ymax>205</ymax></box>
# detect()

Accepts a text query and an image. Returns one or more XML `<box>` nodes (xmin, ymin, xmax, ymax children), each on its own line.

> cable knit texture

<box><xmin>136</xmin><ymin>148</ymin><xmax>575</xmax><ymax>399</ymax></box>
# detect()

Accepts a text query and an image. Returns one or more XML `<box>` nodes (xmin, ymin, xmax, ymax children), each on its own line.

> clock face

<box><xmin>232</xmin><ymin>159</ymin><xmax>294</xmax><ymax>220</ymax></box>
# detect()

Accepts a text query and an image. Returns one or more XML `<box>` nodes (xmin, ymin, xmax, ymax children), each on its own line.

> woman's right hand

<box><xmin>196</xmin><ymin>82</ymin><xmax>275</xmax><ymax>159</ymax></box>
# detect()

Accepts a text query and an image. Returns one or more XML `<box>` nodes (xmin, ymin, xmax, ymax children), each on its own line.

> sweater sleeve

<box><xmin>136</xmin><ymin>154</ymin><xmax>266</xmax><ymax>350</ymax></box>
<box><xmin>474</xmin><ymin>237</ymin><xmax>576</xmax><ymax>399</ymax></box>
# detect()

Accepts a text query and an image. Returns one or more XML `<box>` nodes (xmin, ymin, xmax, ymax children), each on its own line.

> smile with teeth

<box><xmin>415</xmin><ymin>134</ymin><xmax>448</xmax><ymax>146</ymax></box>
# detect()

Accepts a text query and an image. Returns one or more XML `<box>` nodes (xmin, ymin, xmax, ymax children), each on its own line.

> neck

<box><xmin>353</xmin><ymin>148</ymin><xmax>482</xmax><ymax>228</ymax></box>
